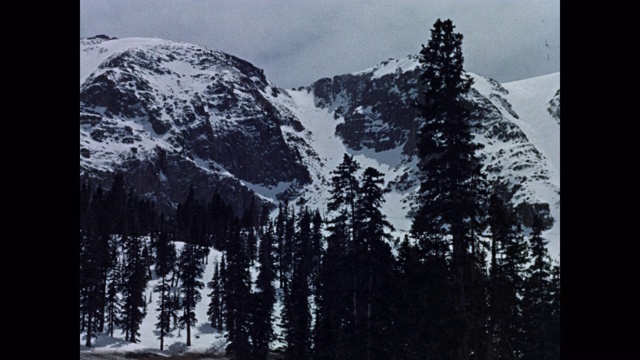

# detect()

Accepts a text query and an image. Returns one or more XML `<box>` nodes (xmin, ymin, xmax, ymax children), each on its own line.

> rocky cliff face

<box><xmin>310</xmin><ymin>56</ymin><xmax>422</xmax><ymax>155</ymax></box>
<box><xmin>80</xmin><ymin>36</ymin><xmax>310</xmax><ymax>213</ymax></box>
<box><xmin>80</xmin><ymin>37</ymin><xmax>560</xmax><ymax>253</ymax></box>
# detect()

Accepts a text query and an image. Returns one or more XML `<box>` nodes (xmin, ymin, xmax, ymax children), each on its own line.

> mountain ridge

<box><xmin>79</xmin><ymin>36</ymin><xmax>560</xmax><ymax>256</ymax></box>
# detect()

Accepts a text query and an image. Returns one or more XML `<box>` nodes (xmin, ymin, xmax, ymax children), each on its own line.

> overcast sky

<box><xmin>80</xmin><ymin>0</ymin><xmax>559</xmax><ymax>89</ymax></box>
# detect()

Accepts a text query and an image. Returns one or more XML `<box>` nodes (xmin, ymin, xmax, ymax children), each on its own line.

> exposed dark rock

<box><xmin>80</xmin><ymin>113</ymin><xmax>102</xmax><ymax>126</ymax></box>
<box><xmin>88</xmin><ymin>34</ymin><xmax>117</xmax><ymax>41</ymax></box>
<box><xmin>310</xmin><ymin>68</ymin><xmax>419</xmax><ymax>154</ymax></box>
<box><xmin>516</xmin><ymin>202</ymin><xmax>554</xmax><ymax>230</ymax></box>
<box><xmin>489</xmin><ymin>93</ymin><xmax>519</xmax><ymax>119</ymax></box>
<box><xmin>548</xmin><ymin>89</ymin><xmax>560</xmax><ymax>124</ymax></box>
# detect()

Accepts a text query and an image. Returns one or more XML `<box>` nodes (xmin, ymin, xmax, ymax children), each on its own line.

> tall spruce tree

<box><xmin>207</xmin><ymin>260</ymin><xmax>223</xmax><ymax>331</ymax></box>
<box><xmin>354</xmin><ymin>167</ymin><xmax>396</xmax><ymax>360</ymax></box>
<box><xmin>80</xmin><ymin>183</ymin><xmax>101</xmax><ymax>346</ymax></box>
<box><xmin>521</xmin><ymin>215</ymin><xmax>556</xmax><ymax>360</ymax></box>
<box><xmin>547</xmin><ymin>261</ymin><xmax>560</xmax><ymax>360</ymax></box>
<box><xmin>315</xmin><ymin>154</ymin><xmax>361</xmax><ymax>360</ymax></box>
<box><xmin>310</xmin><ymin>209</ymin><xmax>324</xmax><ymax>294</ymax></box>
<box><xmin>104</xmin><ymin>247</ymin><xmax>122</xmax><ymax>338</ymax></box>
<box><xmin>487</xmin><ymin>186</ymin><xmax>529</xmax><ymax>360</ymax></box>
<box><xmin>283</xmin><ymin>205</ymin><xmax>296</xmax><ymax>290</ymax></box>
<box><xmin>175</xmin><ymin>184</ymin><xmax>206</xmax><ymax>347</ymax></box>
<box><xmin>119</xmin><ymin>221</ymin><xmax>147</xmax><ymax>343</ymax></box>
<box><xmin>411</xmin><ymin>18</ymin><xmax>486</xmax><ymax>360</ymax></box>
<box><xmin>393</xmin><ymin>236</ymin><xmax>436</xmax><ymax>360</ymax></box>
<box><xmin>252</xmin><ymin>222</ymin><xmax>276</xmax><ymax>360</ymax></box>
<box><xmin>275</xmin><ymin>202</ymin><xmax>286</xmax><ymax>289</ymax></box>
<box><xmin>154</xmin><ymin>216</ymin><xmax>176</xmax><ymax>350</ymax></box>
<box><xmin>177</xmin><ymin>242</ymin><xmax>204</xmax><ymax>347</ymax></box>
<box><xmin>224</xmin><ymin>221</ymin><xmax>252</xmax><ymax>359</ymax></box>
<box><xmin>283</xmin><ymin>209</ymin><xmax>312</xmax><ymax>360</ymax></box>
<box><xmin>218</xmin><ymin>255</ymin><xmax>227</xmax><ymax>332</ymax></box>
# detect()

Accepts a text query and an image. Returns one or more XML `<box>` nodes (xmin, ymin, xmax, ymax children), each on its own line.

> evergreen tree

<box><xmin>207</xmin><ymin>191</ymin><xmax>232</xmax><ymax>251</ymax></box>
<box><xmin>310</xmin><ymin>210</ymin><xmax>324</xmax><ymax>294</ymax></box>
<box><xmin>96</xmin><ymin>182</ymin><xmax>119</xmax><ymax>335</ymax></box>
<box><xmin>252</xmin><ymin>222</ymin><xmax>276</xmax><ymax>360</ymax></box>
<box><xmin>218</xmin><ymin>255</ymin><xmax>227</xmax><ymax>332</ymax></box>
<box><xmin>283</xmin><ymin>211</ymin><xmax>312</xmax><ymax>360</ymax></box>
<box><xmin>154</xmin><ymin>216</ymin><xmax>176</xmax><ymax>350</ymax></box>
<box><xmin>283</xmin><ymin>204</ymin><xmax>296</xmax><ymax>289</ymax></box>
<box><xmin>486</xmin><ymin>186</ymin><xmax>529</xmax><ymax>360</ymax></box>
<box><xmin>119</xmin><ymin>229</ymin><xmax>147</xmax><ymax>342</ymax></box>
<box><xmin>104</xmin><ymin>248</ymin><xmax>122</xmax><ymax>338</ymax></box>
<box><xmin>547</xmin><ymin>262</ymin><xmax>560</xmax><ymax>360</ymax></box>
<box><xmin>224</xmin><ymin>221</ymin><xmax>252</xmax><ymax>359</ymax></box>
<box><xmin>207</xmin><ymin>260</ymin><xmax>223</xmax><ymax>331</ymax></box>
<box><xmin>328</xmin><ymin>154</ymin><xmax>360</xmax><ymax>243</ymax></box>
<box><xmin>393</xmin><ymin>237</ymin><xmax>433</xmax><ymax>360</ymax></box>
<box><xmin>79</xmin><ymin>191</ymin><xmax>104</xmax><ymax>346</ymax></box>
<box><xmin>177</xmin><ymin>242</ymin><xmax>204</xmax><ymax>347</ymax></box>
<box><xmin>242</xmin><ymin>198</ymin><xmax>258</xmax><ymax>261</ymax></box>
<box><xmin>295</xmin><ymin>207</ymin><xmax>313</xmax><ymax>283</ymax></box>
<box><xmin>314</xmin><ymin>154</ymin><xmax>361</xmax><ymax>360</ymax></box>
<box><xmin>354</xmin><ymin>167</ymin><xmax>396</xmax><ymax>360</ymax></box>
<box><xmin>521</xmin><ymin>215</ymin><xmax>556</xmax><ymax>360</ymax></box>
<box><xmin>275</xmin><ymin>202</ymin><xmax>286</xmax><ymax>289</ymax></box>
<box><xmin>173</xmin><ymin>184</ymin><xmax>207</xmax><ymax>346</ymax></box>
<box><xmin>105</xmin><ymin>173</ymin><xmax>128</xmax><ymax>235</ymax></box>
<box><xmin>411</xmin><ymin>18</ymin><xmax>485</xmax><ymax>360</ymax></box>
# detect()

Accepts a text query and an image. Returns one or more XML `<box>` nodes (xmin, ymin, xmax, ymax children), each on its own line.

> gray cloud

<box><xmin>80</xmin><ymin>0</ymin><xmax>559</xmax><ymax>88</ymax></box>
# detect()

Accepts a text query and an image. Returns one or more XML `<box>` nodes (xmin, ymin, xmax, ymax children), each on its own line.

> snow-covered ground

<box><xmin>80</xmin><ymin>243</ymin><xmax>228</xmax><ymax>357</ymax></box>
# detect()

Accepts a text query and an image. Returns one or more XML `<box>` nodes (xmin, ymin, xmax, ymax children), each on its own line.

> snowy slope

<box><xmin>503</xmin><ymin>73</ymin><xmax>560</xmax><ymax>178</ymax></box>
<box><xmin>278</xmin><ymin>88</ymin><xmax>415</xmax><ymax>237</ymax></box>
<box><xmin>472</xmin><ymin>73</ymin><xmax>560</xmax><ymax>257</ymax></box>
<box><xmin>503</xmin><ymin>73</ymin><xmax>560</xmax><ymax>256</ymax></box>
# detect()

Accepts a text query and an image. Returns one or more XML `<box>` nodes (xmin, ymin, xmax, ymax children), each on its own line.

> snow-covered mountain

<box><xmin>80</xmin><ymin>36</ymin><xmax>311</xmax><ymax>214</ymax></box>
<box><xmin>80</xmin><ymin>36</ymin><xmax>559</xmax><ymax>257</ymax></box>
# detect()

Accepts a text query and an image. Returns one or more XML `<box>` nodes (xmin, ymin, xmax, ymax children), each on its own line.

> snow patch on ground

<box><xmin>80</xmin><ymin>243</ymin><xmax>228</xmax><ymax>356</ymax></box>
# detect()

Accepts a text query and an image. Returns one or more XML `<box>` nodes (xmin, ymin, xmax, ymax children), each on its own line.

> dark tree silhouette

<box><xmin>411</xmin><ymin>18</ymin><xmax>486</xmax><ymax>360</ymax></box>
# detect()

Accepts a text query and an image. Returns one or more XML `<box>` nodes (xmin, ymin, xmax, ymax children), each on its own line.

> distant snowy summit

<box><xmin>80</xmin><ymin>37</ymin><xmax>560</xmax><ymax>256</ymax></box>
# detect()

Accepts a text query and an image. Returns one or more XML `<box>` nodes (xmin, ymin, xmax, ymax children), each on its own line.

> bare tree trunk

<box><xmin>453</xmin><ymin>224</ymin><xmax>469</xmax><ymax>360</ymax></box>
<box><xmin>99</xmin><ymin>274</ymin><xmax>106</xmax><ymax>333</ymax></box>
<box><xmin>488</xmin><ymin>235</ymin><xmax>497</xmax><ymax>360</ymax></box>
<box><xmin>85</xmin><ymin>312</ymin><xmax>93</xmax><ymax>347</ymax></box>
<box><xmin>366</xmin><ymin>271</ymin><xmax>373</xmax><ymax>360</ymax></box>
